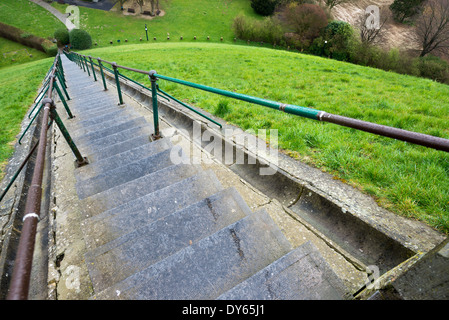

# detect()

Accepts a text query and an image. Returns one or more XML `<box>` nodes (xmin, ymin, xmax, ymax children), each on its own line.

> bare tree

<box><xmin>416</xmin><ymin>0</ymin><xmax>449</xmax><ymax>57</ymax></box>
<box><xmin>357</xmin><ymin>5</ymin><xmax>388</xmax><ymax>44</ymax></box>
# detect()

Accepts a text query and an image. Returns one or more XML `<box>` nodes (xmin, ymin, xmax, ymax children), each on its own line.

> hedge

<box><xmin>0</xmin><ymin>22</ymin><xmax>57</xmax><ymax>56</ymax></box>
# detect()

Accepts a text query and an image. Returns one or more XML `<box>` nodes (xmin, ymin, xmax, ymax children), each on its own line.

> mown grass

<box><xmin>0</xmin><ymin>37</ymin><xmax>49</xmax><ymax>69</ymax></box>
<box><xmin>0</xmin><ymin>0</ymin><xmax>65</xmax><ymax>39</ymax></box>
<box><xmin>80</xmin><ymin>42</ymin><xmax>449</xmax><ymax>233</ymax></box>
<box><xmin>0</xmin><ymin>58</ymin><xmax>53</xmax><ymax>179</ymax></box>
<box><xmin>50</xmin><ymin>0</ymin><xmax>260</xmax><ymax>47</ymax></box>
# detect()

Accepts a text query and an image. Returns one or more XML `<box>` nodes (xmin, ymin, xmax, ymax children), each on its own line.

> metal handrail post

<box><xmin>52</xmin><ymin>78</ymin><xmax>74</xmax><ymax>119</ymax></box>
<box><xmin>55</xmin><ymin>70</ymin><xmax>70</xmax><ymax>100</ymax></box>
<box><xmin>49</xmin><ymin>106</ymin><xmax>88</xmax><ymax>167</ymax></box>
<box><xmin>88</xmin><ymin>56</ymin><xmax>97</xmax><ymax>81</ymax></box>
<box><xmin>97</xmin><ymin>58</ymin><xmax>108</xmax><ymax>91</ymax></box>
<box><xmin>112</xmin><ymin>62</ymin><xmax>124</xmax><ymax>105</ymax></box>
<box><xmin>83</xmin><ymin>56</ymin><xmax>90</xmax><ymax>77</ymax></box>
<box><xmin>149</xmin><ymin>70</ymin><xmax>161</xmax><ymax>139</ymax></box>
<box><xmin>29</xmin><ymin>85</ymin><xmax>49</xmax><ymax>118</ymax></box>
<box><xmin>80</xmin><ymin>55</ymin><xmax>86</xmax><ymax>72</ymax></box>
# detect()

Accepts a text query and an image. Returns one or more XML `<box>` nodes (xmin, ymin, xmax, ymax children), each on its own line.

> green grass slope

<box><xmin>0</xmin><ymin>0</ymin><xmax>65</xmax><ymax>39</ymax></box>
<box><xmin>80</xmin><ymin>42</ymin><xmax>449</xmax><ymax>233</ymax></box>
<box><xmin>50</xmin><ymin>0</ymin><xmax>259</xmax><ymax>47</ymax></box>
<box><xmin>0</xmin><ymin>58</ymin><xmax>53</xmax><ymax>178</ymax></box>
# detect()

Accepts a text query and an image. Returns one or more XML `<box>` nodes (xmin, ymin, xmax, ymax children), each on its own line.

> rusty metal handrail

<box><xmin>6</xmin><ymin>52</ymin><xmax>88</xmax><ymax>300</ymax></box>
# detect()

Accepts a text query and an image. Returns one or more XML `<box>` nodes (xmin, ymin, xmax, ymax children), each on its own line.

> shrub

<box><xmin>69</xmin><ymin>29</ymin><xmax>92</xmax><ymax>50</ymax></box>
<box><xmin>232</xmin><ymin>15</ymin><xmax>284</xmax><ymax>45</ymax></box>
<box><xmin>416</xmin><ymin>55</ymin><xmax>449</xmax><ymax>83</ymax></box>
<box><xmin>54</xmin><ymin>28</ymin><xmax>70</xmax><ymax>46</ymax></box>
<box><xmin>251</xmin><ymin>0</ymin><xmax>279</xmax><ymax>16</ymax></box>
<box><xmin>0</xmin><ymin>22</ymin><xmax>57</xmax><ymax>55</ymax></box>
<box><xmin>322</xmin><ymin>20</ymin><xmax>354</xmax><ymax>61</ymax></box>
<box><xmin>282</xmin><ymin>3</ymin><xmax>328</xmax><ymax>46</ymax></box>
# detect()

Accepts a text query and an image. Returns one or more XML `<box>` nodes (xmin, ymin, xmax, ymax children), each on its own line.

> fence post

<box><xmin>112</xmin><ymin>62</ymin><xmax>124</xmax><ymax>105</ymax></box>
<box><xmin>49</xmin><ymin>103</ymin><xmax>88</xmax><ymax>167</ymax></box>
<box><xmin>52</xmin><ymin>77</ymin><xmax>74</xmax><ymax>119</ymax></box>
<box><xmin>149</xmin><ymin>70</ymin><xmax>161</xmax><ymax>140</ymax></box>
<box><xmin>88</xmin><ymin>56</ymin><xmax>97</xmax><ymax>81</ymax></box>
<box><xmin>97</xmin><ymin>58</ymin><xmax>108</xmax><ymax>91</ymax></box>
<box><xmin>83</xmin><ymin>56</ymin><xmax>90</xmax><ymax>76</ymax></box>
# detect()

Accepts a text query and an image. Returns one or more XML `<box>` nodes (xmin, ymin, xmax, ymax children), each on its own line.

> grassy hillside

<box><xmin>0</xmin><ymin>37</ymin><xmax>49</xmax><ymax>68</ymax></box>
<box><xmin>0</xmin><ymin>58</ymin><xmax>53</xmax><ymax>178</ymax></box>
<box><xmin>0</xmin><ymin>0</ymin><xmax>65</xmax><ymax>39</ymax></box>
<box><xmin>50</xmin><ymin>0</ymin><xmax>259</xmax><ymax>46</ymax></box>
<box><xmin>80</xmin><ymin>42</ymin><xmax>449</xmax><ymax>233</ymax></box>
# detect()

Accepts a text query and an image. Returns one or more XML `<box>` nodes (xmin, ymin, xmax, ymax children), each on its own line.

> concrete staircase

<box><xmin>59</xmin><ymin>54</ymin><xmax>349</xmax><ymax>300</ymax></box>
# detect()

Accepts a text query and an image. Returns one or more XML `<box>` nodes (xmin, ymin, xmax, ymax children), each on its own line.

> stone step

<box><xmin>70</xmin><ymin>109</ymin><xmax>137</xmax><ymax>132</ymax></box>
<box><xmin>81</xmin><ymin>162</ymin><xmax>202</xmax><ymax>219</ymax></box>
<box><xmin>70</xmin><ymin>105</ymin><xmax>126</xmax><ymax>121</ymax></box>
<box><xmin>78</xmin><ymin>125</ymin><xmax>152</xmax><ymax>152</ymax></box>
<box><xmin>81</xmin><ymin>169</ymin><xmax>223</xmax><ymax>248</ymax></box>
<box><xmin>69</xmin><ymin>99</ymin><xmax>118</xmax><ymax>112</ymax></box>
<box><xmin>86</xmin><ymin>134</ymin><xmax>153</xmax><ymax>162</ymax></box>
<box><xmin>75</xmin><ymin>117</ymin><xmax>148</xmax><ymax>145</ymax></box>
<box><xmin>90</xmin><ymin>209</ymin><xmax>292</xmax><ymax>300</ymax></box>
<box><xmin>85</xmin><ymin>187</ymin><xmax>252</xmax><ymax>292</ymax></box>
<box><xmin>76</xmin><ymin>147</ymin><xmax>175</xmax><ymax>199</ymax></box>
<box><xmin>75</xmin><ymin>137</ymin><xmax>173</xmax><ymax>181</ymax></box>
<box><xmin>217</xmin><ymin>241</ymin><xmax>348</xmax><ymax>300</ymax></box>
<box><xmin>70</xmin><ymin>114</ymin><xmax>138</xmax><ymax>138</ymax></box>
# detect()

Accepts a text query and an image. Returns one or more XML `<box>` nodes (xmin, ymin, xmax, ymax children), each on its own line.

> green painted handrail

<box><xmin>153</xmin><ymin>73</ymin><xmax>322</xmax><ymax>120</ymax></box>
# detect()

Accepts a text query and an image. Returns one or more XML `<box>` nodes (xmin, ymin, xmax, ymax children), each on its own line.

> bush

<box><xmin>54</xmin><ymin>28</ymin><xmax>70</xmax><ymax>46</ymax></box>
<box><xmin>282</xmin><ymin>3</ymin><xmax>328</xmax><ymax>46</ymax></box>
<box><xmin>69</xmin><ymin>29</ymin><xmax>92</xmax><ymax>50</ymax></box>
<box><xmin>416</xmin><ymin>55</ymin><xmax>449</xmax><ymax>83</ymax></box>
<box><xmin>0</xmin><ymin>22</ymin><xmax>57</xmax><ymax>56</ymax></box>
<box><xmin>322</xmin><ymin>21</ymin><xmax>354</xmax><ymax>61</ymax></box>
<box><xmin>232</xmin><ymin>15</ymin><xmax>284</xmax><ymax>45</ymax></box>
<box><xmin>251</xmin><ymin>0</ymin><xmax>279</xmax><ymax>16</ymax></box>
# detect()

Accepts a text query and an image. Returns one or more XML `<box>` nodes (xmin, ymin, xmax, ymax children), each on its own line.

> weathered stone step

<box><xmin>76</xmin><ymin>147</ymin><xmax>175</xmax><ymax>199</ymax></box>
<box><xmin>75</xmin><ymin>117</ymin><xmax>147</xmax><ymax>145</ymax></box>
<box><xmin>77</xmin><ymin>125</ymin><xmax>152</xmax><ymax>152</ymax></box>
<box><xmin>217</xmin><ymin>241</ymin><xmax>348</xmax><ymax>300</ymax></box>
<box><xmin>90</xmin><ymin>209</ymin><xmax>292</xmax><ymax>300</ymax></box>
<box><xmin>81</xmin><ymin>162</ymin><xmax>201</xmax><ymax>218</ymax></box>
<box><xmin>75</xmin><ymin>137</ymin><xmax>173</xmax><ymax>181</ymax></box>
<box><xmin>86</xmin><ymin>134</ymin><xmax>153</xmax><ymax>162</ymax></box>
<box><xmin>69</xmin><ymin>105</ymin><xmax>125</xmax><ymax>121</ymax></box>
<box><xmin>81</xmin><ymin>169</ymin><xmax>223</xmax><ymax>247</ymax></box>
<box><xmin>84</xmin><ymin>187</ymin><xmax>252</xmax><ymax>292</ymax></box>
<box><xmin>70</xmin><ymin>109</ymin><xmax>137</xmax><ymax>132</ymax></box>
<box><xmin>68</xmin><ymin>99</ymin><xmax>117</xmax><ymax>112</ymax></box>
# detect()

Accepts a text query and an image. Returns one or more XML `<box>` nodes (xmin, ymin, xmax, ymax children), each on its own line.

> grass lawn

<box><xmin>0</xmin><ymin>37</ymin><xmax>49</xmax><ymax>68</ymax></box>
<box><xmin>0</xmin><ymin>0</ymin><xmax>65</xmax><ymax>39</ymax></box>
<box><xmin>79</xmin><ymin>42</ymin><xmax>449</xmax><ymax>233</ymax></box>
<box><xmin>50</xmin><ymin>0</ymin><xmax>260</xmax><ymax>47</ymax></box>
<box><xmin>0</xmin><ymin>58</ymin><xmax>53</xmax><ymax>179</ymax></box>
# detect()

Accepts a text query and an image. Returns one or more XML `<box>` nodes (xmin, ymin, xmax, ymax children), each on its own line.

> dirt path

<box><xmin>332</xmin><ymin>0</ymin><xmax>420</xmax><ymax>51</ymax></box>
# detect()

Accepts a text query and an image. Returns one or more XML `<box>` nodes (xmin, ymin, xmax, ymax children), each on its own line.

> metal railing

<box><xmin>66</xmin><ymin>50</ymin><xmax>449</xmax><ymax>153</ymax></box>
<box><xmin>4</xmin><ymin>52</ymin><xmax>88</xmax><ymax>300</ymax></box>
